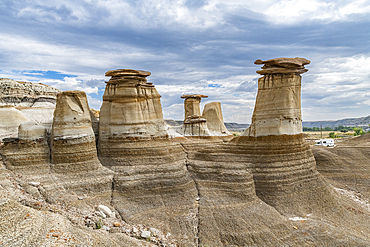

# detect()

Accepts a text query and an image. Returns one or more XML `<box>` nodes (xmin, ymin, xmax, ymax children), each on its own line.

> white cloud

<box><xmin>265</xmin><ymin>0</ymin><xmax>370</xmax><ymax>25</ymax></box>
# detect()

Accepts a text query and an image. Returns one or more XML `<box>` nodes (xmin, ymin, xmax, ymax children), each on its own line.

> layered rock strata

<box><xmin>202</xmin><ymin>102</ymin><xmax>232</xmax><ymax>136</ymax></box>
<box><xmin>243</xmin><ymin>57</ymin><xmax>310</xmax><ymax>137</ymax></box>
<box><xmin>233</xmin><ymin>58</ymin><xmax>337</xmax><ymax>216</ymax></box>
<box><xmin>51</xmin><ymin>91</ymin><xmax>114</xmax><ymax>206</ymax></box>
<box><xmin>98</xmin><ymin>70</ymin><xmax>199</xmax><ymax>246</ymax></box>
<box><xmin>182</xmin><ymin>141</ymin><xmax>311</xmax><ymax>246</ymax></box>
<box><xmin>99</xmin><ymin>69</ymin><xmax>167</xmax><ymax>141</ymax></box>
<box><xmin>225</xmin><ymin>59</ymin><xmax>370</xmax><ymax>244</ymax></box>
<box><xmin>0</xmin><ymin>78</ymin><xmax>62</xmax><ymax>124</ymax></box>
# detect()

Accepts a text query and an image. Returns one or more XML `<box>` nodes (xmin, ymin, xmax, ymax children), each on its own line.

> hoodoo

<box><xmin>178</xmin><ymin>94</ymin><xmax>211</xmax><ymax>136</ymax></box>
<box><xmin>98</xmin><ymin>69</ymin><xmax>199</xmax><ymax>246</ymax></box>
<box><xmin>51</xmin><ymin>91</ymin><xmax>113</xmax><ymax>205</ymax></box>
<box><xmin>243</xmin><ymin>57</ymin><xmax>309</xmax><ymax>137</ymax></box>
<box><xmin>98</xmin><ymin>69</ymin><xmax>167</xmax><ymax>141</ymax></box>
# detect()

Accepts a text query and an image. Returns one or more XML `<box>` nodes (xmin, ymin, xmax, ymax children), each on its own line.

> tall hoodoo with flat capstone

<box><xmin>98</xmin><ymin>69</ymin><xmax>167</xmax><ymax>142</ymax></box>
<box><xmin>98</xmin><ymin>69</ymin><xmax>199</xmax><ymax>246</ymax></box>
<box><xmin>243</xmin><ymin>57</ymin><xmax>310</xmax><ymax>137</ymax></box>
<box><xmin>179</xmin><ymin>94</ymin><xmax>211</xmax><ymax>136</ymax></box>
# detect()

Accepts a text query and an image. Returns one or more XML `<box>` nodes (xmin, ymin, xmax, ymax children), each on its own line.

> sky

<box><xmin>1</xmin><ymin>0</ymin><xmax>370</xmax><ymax>123</ymax></box>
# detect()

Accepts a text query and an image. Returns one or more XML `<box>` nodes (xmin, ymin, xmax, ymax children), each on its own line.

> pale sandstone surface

<box><xmin>0</xmin><ymin>105</ymin><xmax>29</xmax><ymax>138</ymax></box>
<box><xmin>18</xmin><ymin>121</ymin><xmax>47</xmax><ymax>140</ymax></box>
<box><xmin>202</xmin><ymin>102</ymin><xmax>232</xmax><ymax>136</ymax></box>
<box><xmin>243</xmin><ymin>58</ymin><xmax>309</xmax><ymax>137</ymax></box>
<box><xmin>99</xmin><ymin>69</ymin><xmax>167</xmax><ymax>141</ymax></box>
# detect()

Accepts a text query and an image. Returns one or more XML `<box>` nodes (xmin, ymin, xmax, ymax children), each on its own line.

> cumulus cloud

<box><xmin>1</xmin><ymin>0</ymin><xmax>370</xmax><ymax>122</ymax></box>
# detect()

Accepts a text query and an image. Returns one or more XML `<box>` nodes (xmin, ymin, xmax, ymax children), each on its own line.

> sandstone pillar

<box><xmin>181</xmin><ymin>94</ymin><xmax>208</xmax><ymax>120</ymax></box>
<box><xmin>243</xmin><ymin>57</ymin><xmax>310</xmax><ymax>137</ymax></box>
<box><xmin>202</xmin><ymin>102</ymin><xmax>231</xmax><ymax>136</ymax></box>
<box><xmin>179</xmin><ymin>94</ymin><xmax>211</xmax><ymax>136</ymax></box>
<box><xmin>51</xmin><ymin>91</ymin><xmax>98</xmax><ymax>170</ymax></box>
<box><xmin>98</xmin><ymin>69</ymin><xmax>199</xmax><ymax>246</ymax></box>
<box><xmin>99</xmin><ymin>69</ymin><xmax>167</xmax><ymax>142</ymax></box>
<box><xmin>231</xmin><ymin>57</ymin><xmax>341</xmax><ymax>218</ymax></box>
<box><xmin>51</xmin><ymin>91</ymin><xmax>114</xmax><ymax>205</ymax></box>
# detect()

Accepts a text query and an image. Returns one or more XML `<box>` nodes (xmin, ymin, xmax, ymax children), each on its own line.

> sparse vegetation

<box><xmin>96</xmin><ymin>219</ymin><xmax>103</xmax><ymax>229</ymax></box>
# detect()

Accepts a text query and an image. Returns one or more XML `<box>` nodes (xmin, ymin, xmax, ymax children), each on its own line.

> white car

<box><xmin>315</xmin><ymin>139</ymin><xmax>335</xmax><ymax>147</ymax></box>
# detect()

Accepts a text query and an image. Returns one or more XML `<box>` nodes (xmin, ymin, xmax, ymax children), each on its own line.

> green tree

<box><xmin>354</xmin><ymin>127</ymin><xmax>365</xmax><ymax>136</ymax></box>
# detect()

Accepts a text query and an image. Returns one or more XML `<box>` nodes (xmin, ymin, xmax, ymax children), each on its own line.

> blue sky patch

<box><xmin>21</xmin><ymin>70</ymin><xmax>77</xmax><ymax>80</ymax></box>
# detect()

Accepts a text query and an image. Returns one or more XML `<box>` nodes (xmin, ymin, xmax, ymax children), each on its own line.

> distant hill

<box><xmin>303</xmin><ymin>115</ymin><xmax>370</xmax><ymax>128</ymax></box>
<box><xmin>164</xmin><ymin>119</ymin><xmax>249</xmax><ymax>132</ymax></box>
<box><xmin>166</xmin><ymin>115</ymin><xmax>370</xmax><ymax>131</ymax></box>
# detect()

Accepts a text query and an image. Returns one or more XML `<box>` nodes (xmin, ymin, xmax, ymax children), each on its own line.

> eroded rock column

<box><xmin>243</xmin><ymin>57</ymin><xmax>309</xmax><ymax>137</ymax></box>
<box><xmin>231</xmin><ymin>58</ymin><xmax>340</xmax><ymax>217</ymax></box>
<box><xmin>51</xmin><ymin>91</ymin><xmax>113</xmax><ymax>205</ymax></box>
<box><xmin>202</xmin><ymin>102</ymin><xmax>232</xmax><ymax>136</ymax></box>
<box><xmin>179</xmin><ymin>94</ymin><xmax>211</xmax><ymax>137</ymax></box>
<box><xmin>99</xmin><ymin>69</ymin><xmax>167</xmax><ymax>142</ymax></box>
<box><xmin>98</xmin><ymin>69</ymin><xmax>199</xmax><ymax>246</ymax></box>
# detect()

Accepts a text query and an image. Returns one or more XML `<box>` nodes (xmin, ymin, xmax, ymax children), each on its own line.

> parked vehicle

<box><xmin>315</xmin><ymin>139</ymin><xmax>335</xmax><ymax>147</ymax></box>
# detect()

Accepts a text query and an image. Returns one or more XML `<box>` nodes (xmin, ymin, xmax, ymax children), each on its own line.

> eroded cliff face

<box><xmin>0</xmin><ymin>78</ymin><xmax>62</xmax><ymax>124</ymax></box>
<box><xmin>0</xmin><ymin>90</ymin><xmax>176</xmax><ymax>246</ymax></box>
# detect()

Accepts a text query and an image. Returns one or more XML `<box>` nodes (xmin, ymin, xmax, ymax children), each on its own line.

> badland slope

<box><xmin>1</xmin><ymin>61</ymin><xmax>370</xmax><ymax>246</ymax></box>
<box><xmin>313</xmin><ymin>133</ymin><xmax>370</xmax><ymax>198</ymax></box>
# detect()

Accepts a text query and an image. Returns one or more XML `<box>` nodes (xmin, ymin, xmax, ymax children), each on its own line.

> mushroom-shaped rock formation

<box><xmin>202</xmin><ymin>102</ymin><xmax>232</xmax><ymax>136</ymax></box>
<box><xmin>0</xmin><ymin>105</ymin><xmax>29</xmax><ymax>138</ymax></box>
<box><xmin>99</xmin><ymin>69</ymin><xmax>167</xmax><ymax>141</ymax></box>
<box><xmin>98</xmin><ymin>69</ymin><xmax>199</xmax><ymax>246</ymax></box>
<box><xmin>174</xmin><ymin>94</ymin><xmax>211</xmax><ymax>137</ymax></box>
<box><xmin>242</xmin><ymin>57</ymin><xmax>310</xmax><ymax>137</ymax></box>
<box><xmin>227</xmin><ymin>58</ymin><xmax>370</xmax><ymax>243</ymax></box>
<box><xmin>181</xmin><ymin>94</ymin><xmax>208</xmax><ymax>120</ymax></box>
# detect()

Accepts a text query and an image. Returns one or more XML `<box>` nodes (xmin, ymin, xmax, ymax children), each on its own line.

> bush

<box><xmin>329</xmin><ymin>132</ymin><xmax>336</xmax><ymax>138</ymax></box>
